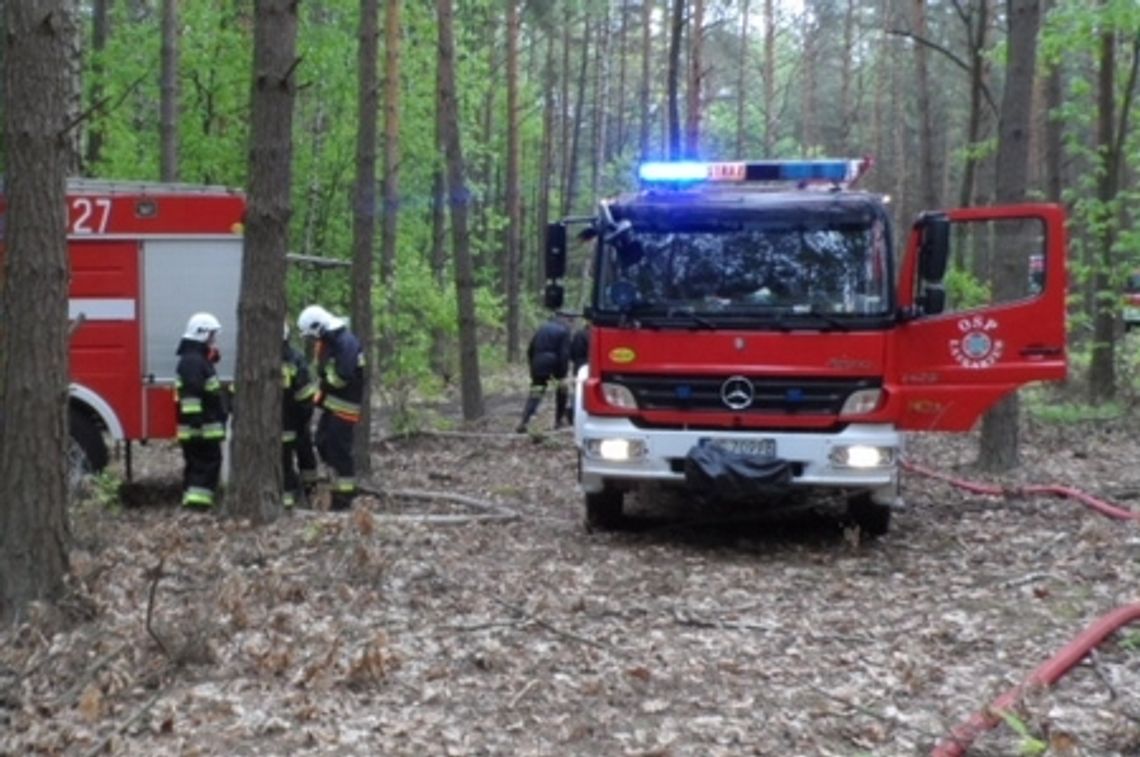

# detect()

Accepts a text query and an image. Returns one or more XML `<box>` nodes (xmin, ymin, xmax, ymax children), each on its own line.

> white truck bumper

<box><xmin>575</xmin><ymin>414</ymin><xmax>902</xmax><ymax>506</ymax></box>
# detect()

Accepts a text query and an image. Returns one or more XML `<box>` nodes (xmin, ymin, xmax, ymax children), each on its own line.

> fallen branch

<box><xmin>145</xmin><ymin>558</ymin><xmax>170</xmax><ymax>659</ymax></box>
<box><xmin>82</xmin><ymin>685</ymin><xmax>168</xmax><ymax>757</ymax></box>
<box><xmin>52</xmin><ymin>641</ymin><xmax>130</xmax><ymax>709</ymax></box>
<box><xmin>356</xmin><ymin>485</ymin><xmax>522</xmax><ymax>524</ymax></box>
<box><xmin>492</xmin><ymin>597</ymin><xmax>612</xmax><ymax>651</ymax></box>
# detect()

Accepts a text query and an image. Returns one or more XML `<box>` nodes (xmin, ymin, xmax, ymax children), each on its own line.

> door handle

<box><xmin>1019</xmin><ymin>344</ymin><xmax>1063</xmax><ymax>358</ymax></box>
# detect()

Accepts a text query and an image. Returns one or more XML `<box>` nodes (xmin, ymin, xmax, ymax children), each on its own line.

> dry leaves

<box><xmin>1</xmin><ymin>394</ymin><xmax>1138</xmax><ymax>756</ymax></box>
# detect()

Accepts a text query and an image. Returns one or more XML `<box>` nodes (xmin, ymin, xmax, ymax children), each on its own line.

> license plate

<box><xmin>705</xmin><ymin>437</ymin><xmax>776</xmax><ymax>458</ymax></box>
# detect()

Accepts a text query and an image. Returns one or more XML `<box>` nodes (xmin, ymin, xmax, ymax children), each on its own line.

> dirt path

<box><xmin>2</xmin><ymin>399</ymin><xmax>1139</xmax><ymax>756</ymax></box>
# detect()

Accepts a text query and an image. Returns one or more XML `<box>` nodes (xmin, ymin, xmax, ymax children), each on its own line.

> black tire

<box><xmin>585</xmin><ymin>485</ymin><xmax>625</xmax><ymax>532</ymax></box>
<box><xmin>69</xmin><ymin>406</ymin><xmax>108</xmax><ymax>474</ymax></box>
<box><xmin>847</xmin><ymin>492</ymin><xmax>891</xmax><ymax>537</ymax></box>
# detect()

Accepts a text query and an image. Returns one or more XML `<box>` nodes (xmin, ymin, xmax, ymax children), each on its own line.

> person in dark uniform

<box><xmin>174</xmin><ymin>312</ymin><xmax>227</xmax><ymax>509</ymax></box>
<box><xmin>282</xmin><ymin>321</ymin><xmax>318</xmax><ymax>508</ymax></box>
<box><xmin>297</xmin><ymin>304</ymin><xmax>365</xmax><ymax>512</ymax></box>
<box><xmin>567</xmin><ymin>322</ymin><xmax>590</xmax><ymax>425</ymax></box>
<box><xmin>516</xmin><ymin>312</ymin><xmax>572</xmax><ymax>433</ymax></box>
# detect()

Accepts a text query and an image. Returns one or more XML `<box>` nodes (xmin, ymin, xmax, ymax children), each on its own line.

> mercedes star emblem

<box><xmin>720</xmin><ymin>375</ymin><xmax>755</xmax><ymax>410</ymax></box>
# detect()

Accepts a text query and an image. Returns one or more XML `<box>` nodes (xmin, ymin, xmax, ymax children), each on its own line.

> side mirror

<box><xmin>545</xmin><ymin>223</ymin><xmax>567</xmax><ymax>280</ymax></box>
<box><xmin>544</xmin><ymin>283</ymin><xmax>564</xmax><ymax>310</ymax></box>
<box><xmin>918</xmin><ymin>213</ymin><xmax>950</xmax><ymax>283</ymax></box>
<box><xmin>917</xmin><ymin>285</ymin><xmax>946</xmax><ymax>316</ymax></box>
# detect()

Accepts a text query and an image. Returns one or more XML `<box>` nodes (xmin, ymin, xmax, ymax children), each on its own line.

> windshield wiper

<box><xmin>665</xmin><ymin>305</ymin><xmax>716</xmax><ymax>329</ymax></box>
<box><xmin>776</xmin><ymin>305</ymin><xmax>850</xmax><ymax>331</ymax></box>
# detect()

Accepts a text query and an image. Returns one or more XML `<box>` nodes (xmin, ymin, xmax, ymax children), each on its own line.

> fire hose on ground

<box><xmin>897</xmin><ymin>460</ymin><xmax>1140</xmax><ymax>757</ymax></box>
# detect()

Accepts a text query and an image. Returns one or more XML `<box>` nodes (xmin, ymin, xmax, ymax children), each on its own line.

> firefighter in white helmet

<box><xmin>282</xmin><ymin>320</ymin><xmax>318</xmax><ymax>508</ymax></box>
<box><xmin>297</xmin><ymin>304</ymin><xmax>365</xmax><ymax>511</ymax></box>
<box><xmin>174</xmin><ymin>312</ymin><xmax>227</xmax><ymax>508</ymax></box>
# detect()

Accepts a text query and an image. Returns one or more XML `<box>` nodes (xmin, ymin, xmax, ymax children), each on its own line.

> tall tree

<box><xmin>762</xmin><ymin>0</ymin><xmax>776</xmax><ymax>154</ymax></box>
<box><xmin>735</xmin><ymin>0</ymin><xmax>749</xmax><ymax>155</ymax></box>
<box><xmin>85</xmin><ymin>0</ymin><xmax>111</xmax><ymax>171</ymax></box>
<box><xmin>159</xmin><ymin>0</ymin><xmax>179</xmax><ymax>181</ymax></box>
<box><xmin>505</xmin><ymin>0</ymin><xmax>522</xmax><ymax>360</ymax></box>
<box><xmin>978</xmin><ymin>0</ymin><xmax>1041</xmax><ymax>472</ymax></box>
<box><xmin>638</xmin><ymin>0</ymin><xmax>653</xmax><ymax>160</ymax></box>
<box><xmin>666</xmin><ymin>0</ymin><xmax>683</xmax><ymax>159</ymax></box>
<box><xmin>437</xmin><ymin>0</ymin><xmax>485</xmax><ymax>421</ymax></box>
<box><xmin>0</xmin><ymin>0</ymin><xmax>72</xmax><ymax>622</ymax></box>
<box><xmin>229</xmin><ymin>0</ymin><xmax>298</xmax><ymax>523</ymax></box>
<box><xmin>684</xmin><ymin>0</ymin><xmax>703</xmax><ymax>157</ymax></box>
<box><xmin>1086</xmin><ymin>7</ymin><xmax>1139</xmax><ymax>402</ymax></box>
<box><xmin>351</xmin><ymin>0</ymin><xmax>381</xmax><ymax>476</ymax></box>
<box><xmin>913</xmin><ymin>0</ymin><xmax>939</xmax><ymax>209</ymax></box>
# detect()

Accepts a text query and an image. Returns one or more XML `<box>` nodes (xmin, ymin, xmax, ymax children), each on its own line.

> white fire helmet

<box><xmin>297</xmin><ymin>304</ymin><xmax>345</xmax><ymax>338</ymax></box>
<box><xmin>183</xmin><ymin>312</ymin><xmax>222</xmax><ymax>342</ymax></box>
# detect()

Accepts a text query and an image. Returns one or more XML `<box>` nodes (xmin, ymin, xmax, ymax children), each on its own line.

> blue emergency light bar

<box><xmin>637</xmin><ymin>159</ymin><xmax>861</xmax><ymax>185</ymax></box>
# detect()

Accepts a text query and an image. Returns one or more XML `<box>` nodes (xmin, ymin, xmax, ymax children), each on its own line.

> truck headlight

<box><xmin>829</xmin><ymin>444</ymin><xmax>894</xmax><ymax>469</ymax></box>
<box><xmin>601</xmin><ymin>382</ymin><xmax>638</xmax><ymax>409</ymax></box>
<box><xmin>839</xmin><ymin>388</ymin><xmax>882</xmax><ymax>416</ymax></box>
<box><xmin>585</xmin><ymin>438</ymin><xmax>647</xmax><ymax>461</ymax></box>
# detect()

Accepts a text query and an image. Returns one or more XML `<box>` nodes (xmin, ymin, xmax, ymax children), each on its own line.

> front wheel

<box><xmin>585</xmin><ymin>484</ymin><xmax>625</xmax><ymax>532</ymax></box>
<box><xmin>847</xmin><ymin>492</ymin><xmax>891</xmax><ymax>537</ymax></box>
<box><xmin>69</xmin><ymin>406</ymin><xmax>108</xmax><ymax>485</ymax></box>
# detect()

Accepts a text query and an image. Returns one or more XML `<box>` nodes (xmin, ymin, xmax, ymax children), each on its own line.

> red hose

<box><xmin>931</xmin><ymin>603</ymin><xmax>1140</xmax><ymax>757</ymax></box>
<box><xmin>901</xmin><ymin>460</ymin><xmax>1140</xmax><ymax>521</ymax></box>
<box><xmin>903</xmin><ymin>460</ymin><xmax>1140</xmax><ymax>755</ymax></box>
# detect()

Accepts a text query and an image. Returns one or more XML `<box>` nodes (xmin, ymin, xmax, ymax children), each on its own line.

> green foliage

<box><xmin>944</xmin><ymin>267</ymin><xmax>991</xmax><ymax>310</ymax></box>
<box><xmin>994</xmin><ymin>710</ymin><xmax>1047</xmax><ymax>756</ymax></box>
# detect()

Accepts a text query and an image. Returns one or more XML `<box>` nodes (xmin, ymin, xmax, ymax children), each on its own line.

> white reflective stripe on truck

<box><xmin>68</xmin><ymin>298</ymin><xmax>136</xmax><ymax>321</ymax></box>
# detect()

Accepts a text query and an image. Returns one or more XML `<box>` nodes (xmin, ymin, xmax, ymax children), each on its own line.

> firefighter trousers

<box><xmin>282</xmin><ymin>439</ymin><xmax>301</xmax><ymax>508</ymax></box>
<box><xmin>518</xmin><ymin>371</ymin><xmax>568</xmax><ymax>431</ymax></box>
<box><xmin>295</xmin><ymin>413</ymin><xmax>319</xmax><ymax>489</ymax></box>
<box><xmin>316</xmin><ymin>411</ymin><xmax>356</xmax><ymax>511</ymax></box>
<box><xmin>180</xmin><ymin>439</ymin><xmax>222</xmax><ymax>508</ymax></box>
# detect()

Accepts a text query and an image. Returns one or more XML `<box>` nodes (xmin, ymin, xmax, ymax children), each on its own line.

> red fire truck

<box><xmin>545</xmin><ymin>159</ymin><xmax>1067</xmax><ymax>534</ymax></box>
<box><xmin>0</xmin><ymin>179</ymin><xmax>246</xmax><ymax>481</ymax></box>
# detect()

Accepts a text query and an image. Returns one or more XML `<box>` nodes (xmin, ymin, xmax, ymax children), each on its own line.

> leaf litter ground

<box><xmin>2</xmin><ymin>387</ymin><xmax>1139</xmax><ymax>756</ymax></box>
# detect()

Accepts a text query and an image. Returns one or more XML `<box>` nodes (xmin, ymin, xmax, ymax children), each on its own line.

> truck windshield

<box><xmin>595</xmin><ymin>216</ymin><xmax>892</xmax><ymax>322</ymax></box>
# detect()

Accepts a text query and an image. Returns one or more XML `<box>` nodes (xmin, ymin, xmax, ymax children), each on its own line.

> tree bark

<box><xmin>351</xmin><ymin>0</ymin><xmax>381</xmax><ymax>476</ymax></box>
<box><xmin>85</xmin><ymin>0</ymin><xmax>111</xmax><ymax>171</ymax></box>
<box><xmin>159</xmin><ymin>0</ymin><xmax>179</xmax><ymax>182</ymax></box>
<box><xmin>437</xmin><ymin>0</ymin><xmax>484</xmax><ymax>421</ymax></box>
<box><xmin>978</xmin><ymin>0</ymin><xmax>1040</xmax><ymax>472</ymax></box>
<box><xmin>564</xmin><ymin>15</ymin><xmax>590</xmax><ymax>216</ymax></box>
<box><xmin>1</xmin><ymin>0</ymin><xmax>73</xmax><ymax>622</ymax></box>
<box><xmin>735</xmin><ymin>0</ymin><xmax>749</xmax><ymax>156</ymax></box>
<box><xmin>505</xmin><ymin>0</ymin><xmax>521</xmax><ymax>361</ymax></box>
<box><xmin>666</xmin><ymin>0</ymin><xmax>683</xmax><ymax>159</ymax></box>
<box><xmin>638</xmin><ymin>0</ymin><xmax>653</xmax><ymax>160</ymax></box>
<box><xmin>684</xmin><ymin>0</ymin><xmax>703</xmax><ymax>158</ymax></box>
<box><xmin>762</xmin><ymin>0</ymin><xmax>776</xmax><ymax>154</ymax></box>
<box><xmin>229</xmin><ymin>0</ymin><xmax>298</xmax><ymax>522</ymax></box>
<box><xmin>913</xmin><ymin>0</ymin><xmax>939</xmax><ymax>209</ymax></box>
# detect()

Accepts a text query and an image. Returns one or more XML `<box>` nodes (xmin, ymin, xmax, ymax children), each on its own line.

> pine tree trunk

<box><xmin>437</xmin><ymin>0</ymin><xmax>484</xmax><ymax>421</ymax></box>
<box><xmin>614</xmin><ymin>1</ymin><xmax>628</xmax><ymax>157</ymax></box>
<box><xmin>564</xmin><ymin>15</ymin><xmax>590</xmax><ymax>216</ymax></box>
<box><xmin>978</xmin><ymin>0</ymin><xmax>1040</xmax><ymax>472</ymax></box>
<box><xmin>638</xmin><ymin>0</ymin><xmax>652</xmax><ymax>160</ymax></box>
<box><xmin>763</xmin><ymin>0</ymin><xmax>775</xmax><ymax>154</ymax></box>
<box><xmin>1</xmin><ymin>0</ymin><xmax>73</xmax><ymax>622</ymax></box>
<box><xmin>684</xmin><ymin>0</ymin><xmax>703</xmax><ymax>158</ymax></box>
<box><xmin>159</xmin><ymin>0</ymin><xmax>179</xmax><ymax>182</ymax></box>
<box><xmin>351</xmin><ymin>0</ymin><xmax>381</xmax><ymax>476</ymax></box>
<box><xmin>914</xmin><ymin>0</ymin><xmax>939</xmax><ymax>209</ymax></box>
<box><xmin>505</xmin><ymin>0</ymin><xmax>522</xmax><ymax>361</ymax></box>
<box><xmin>85</xmin><ymin>0</ymin><xmax>110</xmax><ymax>171</ymax></box>
<box><xmin>666</xmin><ymin>0</ymin><xmax>683</xmax><ymax>159</ymax></box>
<box><xmin>229</xmin><ymin>0</ymin><xmax>298</xmax><ymax>522</ymax></box>
<box><xmin>1087</xmin><ymin>17</ymin><xmax>1121</xmax><ymax>403</ymax></box>
<box><xmin>735</xmin><ymin>0</ymin><xmax>749</xmax><ymax>156</ymax></box>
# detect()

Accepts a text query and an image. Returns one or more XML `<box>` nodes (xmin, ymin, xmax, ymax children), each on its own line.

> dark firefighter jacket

<box><xmin>527</xmin><ymin>318</ymin><xmax>571</xmax><ymax>376</ymax></box>
<box><xmin>175</xmin><ymin>339</ymin><xmax>227</xmax><ymax>441</ymax></box>
<box><xmin>570</xmin><ymin>327</ymin><xmax>589</xmax><ymax>373</ymax></box>
<box><xmin>283</xmin><ymin>341</ymin><xmax>318</xmax><ymax>442</ymax></box>
<box><xmin>315</xmin><ymin>327</ymin><xmax>365</xmax><ymax>423</ymax></box>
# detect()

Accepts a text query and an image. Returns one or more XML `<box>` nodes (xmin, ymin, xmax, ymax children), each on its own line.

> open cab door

<box><xmin>890</xmin><ymin>204</ymin><xmax>1067</xmax><ymax>431</ymax></box>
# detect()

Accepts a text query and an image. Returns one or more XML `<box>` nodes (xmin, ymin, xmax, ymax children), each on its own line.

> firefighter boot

<box><xmin>516</xmin><ymin>395</ymin><xmax>541</xmax><ymax>434</ymax></box>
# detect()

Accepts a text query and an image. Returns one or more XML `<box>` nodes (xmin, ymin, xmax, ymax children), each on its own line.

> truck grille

<box><xmin>606</xmin><ymin>373</ymin><xmax>880</xmax><ymax>415</ymax></box>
